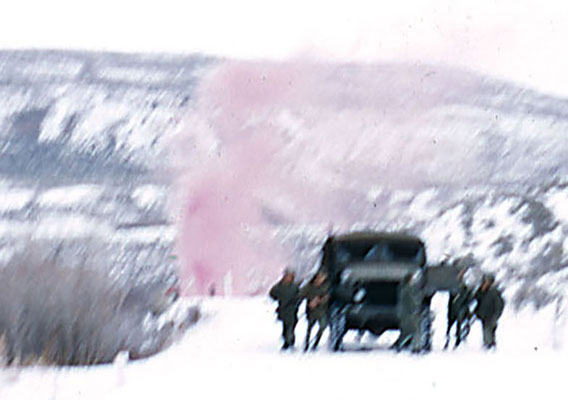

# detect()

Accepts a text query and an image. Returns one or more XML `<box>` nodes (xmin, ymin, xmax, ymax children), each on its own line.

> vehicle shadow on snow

<box><xmin>341</xmin><ymin>343</ymin><xmax>395</xmax><ymax>353</ymax></box>
<box><xmin>264</xmin><ymin>330</ymin><xmax>402</xmax><ymax>355</ymax></box>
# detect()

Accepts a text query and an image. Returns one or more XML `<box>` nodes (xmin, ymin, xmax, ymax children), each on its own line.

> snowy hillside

<box><xmin>0</xmin><ymin>50</ymin><xmax>213</xmax><ymax>183</ymax></box>
<box><xmin>0</xmin><ymin>181</ymin><xmax>177</xmax><ymax>283</ymax></box>
<box><xmin>1</xmin><ymin>51</ymin><xmax>568</xmax><ymax>310</ymax></box>
<box><xmin>0</xmin><ymin>50</ymin><xmax>214</xmax><ymax>283</ymax></box>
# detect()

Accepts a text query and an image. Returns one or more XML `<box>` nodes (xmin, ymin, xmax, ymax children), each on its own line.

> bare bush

<box><xmin>511</xmin><ymin>283</ymin><xmax>557</xmax><ymax>311</ymax></box>
<box><xmin>0</xmin><ymin>240</ymin><xmax>193</xmax><ymax>366</ymax></box>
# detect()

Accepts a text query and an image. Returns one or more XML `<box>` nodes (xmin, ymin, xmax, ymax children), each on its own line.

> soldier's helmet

<box><xmin>315</xmin><ymin>270</ymin><xmax>327</xmax><ymax>281</ymax></box>
<box><xmin>482</xmin><ymin>273</ymin><xmax>495</xmax><ymax>284</ymax></box>
<box><xmin>284</xmin><ymin>266</ymin><xmax>295</xmax><ymax>274</ymax></box>
<box><xmin>283</xmin><ymin>268</ymin><xmax>296</xmax><ymax>281</ymax></box>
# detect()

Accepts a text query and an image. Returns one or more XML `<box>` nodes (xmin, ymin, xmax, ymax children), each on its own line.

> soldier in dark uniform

<box><xmin>300</xmin><ymin>270</ymin><xmax>330</xmax><ymax>351</ymax></box>
<box><xmin>474</xmin><ymin>273</ymin><xmax>505</xmax><ymax>349</ymax></box>
<box><xmin>393</xmin><ymin>271</ymin><xmax>423</xmax><ymax>353</ymax></box>
<box><xmin>269</xmin><ymin>269</ymin><xmax>301</xmax><ymax>350</ymax></box>
<box><xmin>444</xmin><ymin>268</ymin><xmax>473</xmax><ymax>349</ymax></box>
<box><xmin>328</xmin><ymin>271</ymin><xmax>360</xmax><ymax>351</ymax></box>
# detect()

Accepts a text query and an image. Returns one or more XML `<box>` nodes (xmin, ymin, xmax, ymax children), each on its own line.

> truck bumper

<box><xmin>346</xmin><ymin>304</ymin><xmax>399</xmax><ymax>332</ymax></box>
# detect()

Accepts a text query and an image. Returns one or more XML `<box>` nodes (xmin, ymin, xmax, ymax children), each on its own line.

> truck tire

<box><xmin>328</xmin><ymin>305</ymin><xmax>346</xmax><ymax>351</ymax></box>
<box><xmin>418</xmin><ymin>307</ymin><xmax>433</xmax><ymax>353</ymax></box>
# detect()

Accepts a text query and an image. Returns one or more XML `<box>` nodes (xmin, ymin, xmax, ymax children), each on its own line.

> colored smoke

<box><xmin>173</xmin><ymin>60</ymin><xmax>540</xmax><ymax>295</ymax></box>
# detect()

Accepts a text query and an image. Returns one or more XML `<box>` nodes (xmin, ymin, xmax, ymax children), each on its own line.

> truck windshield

<box><xmin>335</xmin><ymin>240</ymin><xmax>425</xmax><ymax>266</ymax></box>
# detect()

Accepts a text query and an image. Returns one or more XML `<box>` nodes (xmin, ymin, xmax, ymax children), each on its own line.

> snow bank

<box><xmin>37</xmin><ymin>185</ymin><xmax>104</xmax><ymax>209</ymax></box>
<box><xmin>0</xmin><ymin>188</ymin><xmax>33</xmax><ymax>212</ymax></box>
<box><xmin>32</xmin><ymin>215</ymin><xmax>113</xmax><ymax>239</ymax></box>
<box><xmin>546</xmin><ymin>188</ymin><xmax>568</xmax><ymax>224</ymax></box>
<box><xmin>112</xmin><ymin>225</ymin><xmax>176</xmax><ymax>244</ymax></box>
<box><xmin>131</xmin><ymin>185</ymin><xmax>166</xmax><ymax>210</ymax></box>
<box><xmin>0</xmin><ymin>297</ymin><xmax>564</xmax><ymax>400</ymax></box>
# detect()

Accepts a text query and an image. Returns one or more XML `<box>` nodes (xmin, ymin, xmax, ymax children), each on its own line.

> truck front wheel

<box><xmin>418</xmin><ymin>306</ymin><xmax>433</xmax><ymax>353</ymax></box>
<box><xmin>328</xmin><ymin>305</ymin><xmax>347</xmax><ymax>351</ymax></box>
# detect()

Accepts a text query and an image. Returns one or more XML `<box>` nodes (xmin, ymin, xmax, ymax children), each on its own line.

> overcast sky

<box><xmin>1</xmin><ymin>0</ymin><xmax>568</xmax><ymax>96</ymax></box>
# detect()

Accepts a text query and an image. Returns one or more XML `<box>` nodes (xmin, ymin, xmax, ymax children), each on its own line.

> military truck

<box><xmin>320</xmin><ymin>231</ymin><xmax>460</xmax><ymax>352</ymax></box>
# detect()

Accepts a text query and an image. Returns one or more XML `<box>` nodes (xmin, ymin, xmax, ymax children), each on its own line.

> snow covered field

<box><xmin>0</xmin><ymin>295</ymin><xmax>564</xmax><ymax>400</ymax></box>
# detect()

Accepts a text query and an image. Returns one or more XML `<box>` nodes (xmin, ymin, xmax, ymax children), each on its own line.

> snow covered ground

<box><xmin>0</xmin><ymin>295</ymin><xmax>565</xmax><ymax>400</ymax></box>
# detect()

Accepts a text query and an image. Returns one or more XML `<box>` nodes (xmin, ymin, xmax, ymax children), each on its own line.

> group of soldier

<box><xmin>445</xmin><ymin>269</ymin><xmax>505</xmax><ymax>350</ymax></box>
<box><xmin>269</xmin><ymin>266</ymin><xmax>505</xmax><ymax>353</ymax></box>
<box><xmin>269</xmin><ymin>269</ymin><xmax>330</xmax><ymax>351</ymax></box>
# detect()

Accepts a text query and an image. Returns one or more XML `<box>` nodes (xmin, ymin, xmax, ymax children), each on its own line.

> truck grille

<box><xmin>361</xmin><ymin>281</ymin><xmax>399</xmax><ymax>306</ymax></box>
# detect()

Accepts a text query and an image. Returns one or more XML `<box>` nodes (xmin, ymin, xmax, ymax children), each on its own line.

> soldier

<box><xmin>474</xmin><ymin>273</ymin><xmax>505</xmax><ymax>349</ymax></box>
<box><xmin>269</xmin><ymin>269</ymin><xmax>301</xmax><ymax>350</ymax></box>
<box><xmin>393</xmin><ymin>271</ymin><xmax>423</xmax><ymax>353</ymax></box>
<box><xmin>444</xmin><ymin>268</ymin><xmax>473</xmax><ymax>349</ymax></box>
<box><xmin>300</xmin><ymin>270</ymin><xmax>330</xmax><ymax>352</ymax></box>
<box><xmin>328</xmin><ymin>271</ymin><xmax>360</xmax><ymax>351</ymax></box>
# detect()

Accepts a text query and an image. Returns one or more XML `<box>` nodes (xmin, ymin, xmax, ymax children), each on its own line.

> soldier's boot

<box><xmin>456</xmin><ymin>317</ymin><xmax>471</xmax><ymax>348</ymax></box>
<box><xmin>462</xmin><ymin>319</ymin><xmax>471</xmax><ymax>341</ymax></box>
<box><xmin>490</xmin><ymin>325</ymin><xmax>497</xmax><ymax>349</ymax></box>
<box><xmin>304</xmin><ymin>320</ymin><xmax>314</xmax><ymax>352</ymax></box>
<box><xmin>289</xmin><ymin>331</ymin><xmax>296</xmax><ymax>349</ymax></box>
<box><xmin>483</xmin><ymin>341</ymin><xmax>496</xmax><ymax>350</ymax></box>
<box><xmin>281</xmin><ymin>323</ymin><xmax>289</xmax><ymax>350</ymax></box>
<box><xmin>312</xmin><ymin>335</ymin><xmax>321</xmax><ymax>350</ymax></box>
<box><xmin>283</xmin><ymin>321</ymin><xmax>296</xmax><ymax>350</ymax></box>
<box><xmin>444</xmin><ymin>320</ymin><xmax>452</xmax><ymax>350</ymax></box>
<box><xmin>486</xmin><ymin>324</ymin><xmax>497</xmax><ymax>350</ymax></box>
<box><xmin>454</xmin><ymin>321</ymin><xmax>462</xmax><ymax>349</ymax></box>
<box><xmin>312</xmin><ymin>320</ymin><xmax>326</xmax><ymax>350</ymax></box>
<box><xmin>481</xmin><ymin>321</ymin><xmax>497</xmax><ymax>350</ymax></box>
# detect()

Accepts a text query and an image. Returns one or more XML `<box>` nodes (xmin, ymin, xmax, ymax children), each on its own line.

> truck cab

<box><xmin>321</xmin><ymin>231</ymin><xmax>457</xmax><ymax>351</ymax></box>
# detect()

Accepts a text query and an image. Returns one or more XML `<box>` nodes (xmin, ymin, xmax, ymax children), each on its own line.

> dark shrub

<box><xmin>0</xmin><ymin>240</ymin><xmax>194</xmax><ymax>366</ymax></box>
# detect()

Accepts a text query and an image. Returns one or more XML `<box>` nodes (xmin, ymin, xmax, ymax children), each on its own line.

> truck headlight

<box><xmin>340</xmin><ymin>269</ymin><xmax>352</xmax><ymax>283</ymax></box>
<box><xmin>410</xmin><ymin>269</ymin><xmax>424</xmax><ymax>285</ymax></box>
<box><xmin>353</xmin><ymin>288</ymin><xmax>366</xmax><ymax>303</ymax></box>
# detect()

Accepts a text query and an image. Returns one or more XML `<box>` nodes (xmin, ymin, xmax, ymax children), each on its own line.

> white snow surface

<box><xmin>0</xmin><ymin>188</ymin><xmax>34</xmax><ymax>212</ymax></box>
<box><xmin>131</xmin><ymin>185</ymin><xmax>166</xmax><ymax>210</ymax></box>
<box><xmin>546</xmin><ymin>188</ymin><xmax>568</xmax><ymax>225</ymax></box>
<box><xmin>32</xmin><ymin>215</ymin><xmax>113</xmax><ymax>240</ymax></box>
<box><xmin>37</xmin><ymin>185</ymin><xmax>104</xmax><ymax>209</ymax></box>
<box><xmin>0</xmin><ymin>296</ymin><xmax>564</xmax><ymax>400</ymax></box>
<box><xmin>112</xmin><ymin>225</ymin><xmax>177</xmax><ymax>244</ymax></box>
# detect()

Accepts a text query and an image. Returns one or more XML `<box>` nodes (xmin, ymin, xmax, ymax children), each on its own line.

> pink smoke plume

<box><xmin>173</xmin><ymin>60</ymin><xmax>486</xmax><ymax>295</ymax></box>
